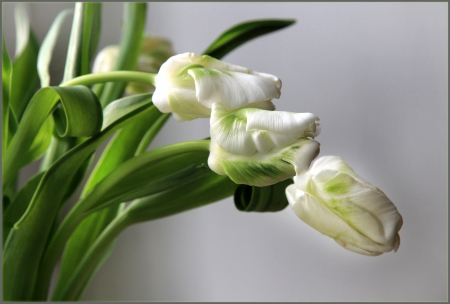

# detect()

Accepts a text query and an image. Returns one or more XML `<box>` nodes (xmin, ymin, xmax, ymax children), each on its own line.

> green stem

<box><xmin>54</xmin><ymin>171</ymin><xmax>237</xmax><ymax>301</ymax></box>
<box><xmin>53</xmin><ymin>210</ymin><xmax>132</xmax><ymax>301</ymax></box>
<box><xmin>135</xmin><ymin>113</ymin><xmax>171</xmax><ymax>156</ymax></box>
<box><xmin>99</xmin><ymin>2</ymin><xmax>147</xmax><ymax>107</ymax></box>
<box><xmin>60</xmin><ymin>71</ymin><xmax>156</xmax><ymax>88</ymax></box>
<box><xmin>39</xmin><ymin>140</ymin><xmax>210</xmax><ymax>299</ymax></box>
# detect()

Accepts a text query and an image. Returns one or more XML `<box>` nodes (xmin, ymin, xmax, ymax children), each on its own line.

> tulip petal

<box><xmin>288</xmin><ymin>155</ymin><xmax>403</xmax><ymax>256</ymax></box>
<box><xmin>210</xmin><ymin>102</ymin><xmax>321</xmax><ymax>156</ymax></box>
<box><xmin>209</xmin><ymin>138</ymin><xmax>319</xmax><ymax>186</ymax></box>
<box><xmin>153</xmin><ymin>53</ymin><xmax>281</xmax><ymax>120</ymax></box>
<box><xmin>247</xmin><ymin>111</ymin><xmax>319</xmax><ymax>134</ymax></box>
<box><xmin>188</xmin><ymin>67</ymin><xmax>281</xmax><ymax>110</ymax></box>
<box><xmin>286</xmin><ymin>184</ymin><xmax>390</xmax><ymax>255</ymax></box>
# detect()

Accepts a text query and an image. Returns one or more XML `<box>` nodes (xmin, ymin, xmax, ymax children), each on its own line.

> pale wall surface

<box><xmin>2</xmin><ymin>2</ymin><xmax>448</xmax><ymax>301</ymax></box>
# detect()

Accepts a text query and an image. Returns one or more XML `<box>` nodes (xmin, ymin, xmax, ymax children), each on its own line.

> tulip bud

<box><xmin>285</xmin><ymin>156</ymin><xmax>403</xmax><ymax>256</ymax></box>
<box><xmin>92</xmin><ymin>36</ymin><xmax>174</xmax><ymax>94</ymax></box>
<box><xmin>92</xmin><ymin>45</ymin><xmax>120</xmax><ymax>73</ymax></box>
<box><xmin>126</xmin><ymin>36</ymin><xmax>174</xmax><ymax>94</ymax></box>
<box><xmin>208</xmin><ymin>102</ymin><xmax>320</xmax><ymax>186</ymax></box>
<box><xmin>152</xmin><ymin>52</ymin><xmax>282</xmax><ymax>121</ymax></box>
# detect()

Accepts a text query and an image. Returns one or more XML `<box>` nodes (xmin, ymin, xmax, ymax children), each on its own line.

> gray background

<box><xmin>2</xmin><ymin>2</ymin><xmax>448</xmax><ymax>301</ymax></box>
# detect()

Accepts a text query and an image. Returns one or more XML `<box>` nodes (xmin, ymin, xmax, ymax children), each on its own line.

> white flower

<box><xmin>92</xmin><ymin>37</ymin><xmax>174</xmax><ymax>94</ymax></box>
<box><xmin>285</xmin><ymin>156</ymin><xmax>403</xmax><ymax>256</ymax></box>
<box><xmin>92</xmin><ymin>45</ymin><xmax>119</xmax><ymax>73</ymax></box>
<box><xmin>208</xmin><ymin>102</ymin><xmax>321</xmax><ymax>186</ymax></box>
<box><xmin>152</xmin><ymin>52</ymin><xmax>281</xmax><ymax>121</ymax></box>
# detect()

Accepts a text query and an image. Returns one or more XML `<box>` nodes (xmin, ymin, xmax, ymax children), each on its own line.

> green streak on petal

<box><xmin>223</xmin><ymin>159</ymin><xmax>286</xmax><ymax>185</ymax></box>
<box><xmin>325</xmin><ymin>183</ymin><xmax>350</xmax><ymax>194</ymax></box>
<box><xmin>324</xmin><ymin>174</ymin><xmax>353</xmax><ymax>195</ymax></box>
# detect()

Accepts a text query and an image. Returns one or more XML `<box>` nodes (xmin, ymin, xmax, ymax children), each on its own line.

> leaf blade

<box><xmin>2</xmin><ymin>94</ymin><xmax>153</xmax><ymax>301</ymax></box>
<box><xmin>203</xmin><ymin>19</ymin><xmax>296</xmax><ymax>59</ymax></box>
<box><xmin>2</xmin><ymin>86</ymin><xmax>103</xmax><ymax>188</ymax></box>
<box><xmin>37</xmin><ymin>9</ymin><xmax>73</xmax><ymax>87</ymax></box>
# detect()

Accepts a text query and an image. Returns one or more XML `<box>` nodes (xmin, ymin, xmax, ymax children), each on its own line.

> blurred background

<box><xmin>2</xmin><ymin>2</ymin><xmax>448</xmax><ymax>301</ymax></box>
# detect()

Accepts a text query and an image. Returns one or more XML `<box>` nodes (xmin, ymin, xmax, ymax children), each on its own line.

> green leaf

<box><xmin>2</xmin><ymin>35</ymin><xmax>12</xmax><ymax>154</ymax></box>
<box><xmin>37</xmin><ymin>9</ymin><xmax>73</xmax><ymax>87</ymax></box>
<box><xmin>234</xmin><ymin>178</ymin><xmax>293</xmax><ymax>212</ymax></box>
<box><xmin>24</xmin><ymin>116</ymin><xmax>54</xmax><ymax>166</ymax></box>
<box><xmin>9</xmin><ymin>4</ymin><xmax>40</xmax><ymax>121</ymax></box>
<box><xmin>54</xmin><ymin>166</ymin><xmax>236</xmax><ymax>301</ymax></box>
<box><xmin>2</xmin><ymin>94</ymin><xmax>153</xmax><ymax>301</ymax></box>
<box><xmin>62</xmin><ymin>3</ymin><xmax>83</xmax><ymax>81</ymax></box>
<box><xmin>80</xmin><ymin>3</ymin><xmax>102</xmax><ymax>75</ymax></box>
<box><xmin>58</xmin><ymin>2</ymin><xmax>101</xmax><ymax>94</ymax></box>
<box><xmin>51</xmin><ymin>95</ymin><xmax>161</xmax><ymax>299</ymax></box>
<box><xmin>2</xmin><ymin>85</ymin><xmax>103</xmax><ymax>188</ymax></box>
<box><xmin>76</xmin><ymin>145</ymin><xmax>212</xmax><ymax>216</ymax></box>
<box><xmin>126</xmin><ymin>170</ymin><xmax>237</xmax><ymax>224</ymax></box>
<box><xmin>3</xmin><ymin>172</ymin><xmax>45</xmax><ymax>245</ymax></box>
<box><xmin>48</xmin><ymin>145</ymin><xmax>211</xmax><ymax>300</ymax></box>
<box><xmin>135</xmin><ymin>113</ymin><xmax>171</xmax><ymax>155</ymax></box>
<box><xmin>100</xmin><ymin>2</ymin><xmax>147</xmax><ymax>107</ymax></box>
<box><xmin>41</xmin><ymin>3</ymin><xmax>102</xmax><ymax>172</ymax></box>
<box><xmin>10</xmin><ymin>30</ymin><xmax>40</xmax><ymax>121</ymax></box>
<box><xmin>203</xmin><ymin>19</ymin><xmax>296</xmax><ymax>60</ymax></box>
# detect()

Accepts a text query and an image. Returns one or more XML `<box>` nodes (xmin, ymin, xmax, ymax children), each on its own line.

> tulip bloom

<box><xmin>152</xmin><ymin>53</ymin><xmax>281</xmax><ymax>121</ymax></box>
<box><xmin>208</xmin><ymin>102</ymin><xmax>321</xmax><ymax>186</ymax></box>
<box><xmin>285</xmin><ymin>156</ymin><xmax>403</xmax><ymax>256</ymax></box>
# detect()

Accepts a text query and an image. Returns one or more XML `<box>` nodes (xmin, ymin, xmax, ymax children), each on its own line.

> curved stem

<box><xmin>135</xmin><ymin>113</ymin><xmax>171</xmax><ymax>156</ymax></box>
<box><xmin>53</xmin><ymin>211</ymin><xmax>132</xmax><ymax>300</ymax></box>
<box><xmin>38</xmin><ymin>140</ymin><xmax>211</xmax><ymax>299</ymax></box>
<box><xmin>54</xmin><ymin>171</ymin><xmax>237</xmax><ymax>301</ymax></box>
<box><xmin>60</xmin><ymin>71</ymin><xmax>156</xmax><ymax>88</ymax></box>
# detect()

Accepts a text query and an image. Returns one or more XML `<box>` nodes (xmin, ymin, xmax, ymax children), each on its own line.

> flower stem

<box><xmin>135</xmin><ymin>113</ymin><xmax>171</xmax><ymax>156</ymax></box>
<box><xmin>60</xmin><ymin>71</ymin><xmax>156</xmax><ymax>88</ymax></box>
<box><xmin>39</xmin><ymin>140</ymin><xmax>210</xmax><ymax>299</ymax></box>
<box><xmin>53</xmin><ymin>170</ymin><xmax>237</xmax><ymax>301</ymax></box>
<box><xmin>52</xmin><ymin>210</ymin><xmax>132</xmax><ymax>301</ymax></box>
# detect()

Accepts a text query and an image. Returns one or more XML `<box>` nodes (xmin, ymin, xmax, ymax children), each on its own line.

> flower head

<box><xmin>208</xmin><ymin>102</ymin><xmax>320</xmax><ymax>186</ymax></box>
<box><xmin>286</xmin><ymin>156</ymin><xmax>403</xmax><ymax>256</ymax></box>
<box><xmin>92</xmin><ymin>36</ymin><xmax>174</xmax><ymax>94</ymax></box>
<box><xmin>152</xmin><ymin>53</ymin><xmax>281</xmax><ymax>121</ymax></box>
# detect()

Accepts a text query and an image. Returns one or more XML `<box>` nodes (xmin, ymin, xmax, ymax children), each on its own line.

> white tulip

<box><xmin>285</xmin><ymin>156</ymin><xmax>403</xmax><ymax>256</ymax></box>
<box><xmin>92</xmin><ymin>37</ymin><xmax>174</xmax><ymax>94</ymax></box>
<box><xmin>152</xmin><ymin>53</ymin><xmax>281</xmax><ymax>121</ymax></box>
<box><xmin>208</xmin><ymin>102</ymin><xmax>321</xmax><ymax>186</ymax></box>
<box><xmin>92</xmin><ymin>45</ymin><xmax>120</xmax><ymax>73</ymax></box>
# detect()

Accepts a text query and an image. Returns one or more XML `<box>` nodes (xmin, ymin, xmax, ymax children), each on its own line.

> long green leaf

<box><xmin>55</xmin><ymin>167</ymin><xmax>236</xmax><ymax>301</ymax></box>
<box><xmin>9</xmin><ymin>30</ymin><xmax>40</xmax><ymax>121</ymax></box>
<box><xmin>203</xmin><ymin>19</ymin><xmax>295</xmax><ymax>60</ymax></box>
<box><xmin>33</xmin><ymin>94</ymin><xmax>155</xmax><ymax>300</ymax></box>
<box><xmin>49</xmin><ymin>157</ymin><xmax>213</xmax><ymax>298</ymax></box>
<box><xmin>2</xmin><ymin>94</ymin><xmax>153</xmax><ymax>301</ymax></box>
<box><xmin>51</xmin><ymin>94</ymin><xmax>161</xmax><ymax>298</ymax></box>
<box><xmin>2</xmin><ymin>172</ymin><xmax>45</xmax><ymax>245</ymax></box>
<box><xmin>81</xmin><ymin>3</ymin><xmax>102</xmax><ymax>75</ymax></box>
<box><xmin>2</xmin><ymin>85</ymin><xmax>102</xmax><ymax>188</ymax></box>
<box><xmin>50</xmin><ymin>148</ymin><xmax>210</xmax><ymax>299</ymax></box>
<box><xmin>42</xmin><ymin>3</ymin><xmax>102</xmax><ymax>172</ymax></box>
<box><xmin>62</xmin><ymin>2</ymin><xmax>83</xmax><ymax>82</ymax></box>
<box><xmin>37</xmin><ymin>9</ymin><xmax>73</xmax><ymax>87</ymax></box>
<box><xmin>9</xmin><ymin>4</ymin><xmax>39</xmax><ymax>120</ymax></box>
<box><xmin>2</xmin><ymin>35</ymin><xmax>12</xmax><ymax>155</ymax></box>
<box><xmin>100</xmin><ymin>2</ymin><xmax>147</xmax><ymax>107</ymax></box>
